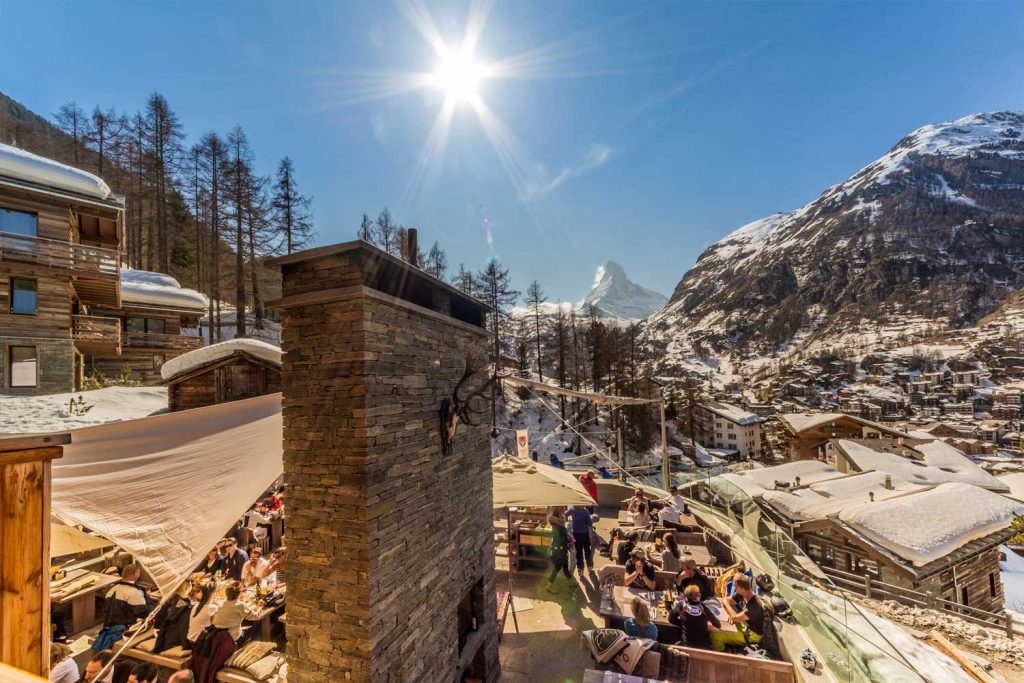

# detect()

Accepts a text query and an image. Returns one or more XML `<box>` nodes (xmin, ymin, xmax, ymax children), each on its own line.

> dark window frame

<box><xmin>7</xmin><ymin>344</ymin><xmax>39</xmax><ymax>388</ymax></box>
<box><xmin>9</xmin><ymin>277</ymin><xmax>38</xmax><ymax>315</ymax></box>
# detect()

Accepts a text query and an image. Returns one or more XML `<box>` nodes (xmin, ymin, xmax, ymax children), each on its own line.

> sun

<box><xmin>429</xmin><ymin>45</ymin><xmax>490</xmax><ymax>104</ymax></box>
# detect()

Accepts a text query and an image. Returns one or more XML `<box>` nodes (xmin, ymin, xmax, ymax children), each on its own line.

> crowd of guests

<box><xmin>50</xmin><ymin>643</ymin><xmax>195</xmax><ymax>683</ymax></box>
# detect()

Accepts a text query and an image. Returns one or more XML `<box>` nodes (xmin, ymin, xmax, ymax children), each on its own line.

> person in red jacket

<box><xmin>579</xmin><ymin>470</ymin><xmax>599</xmax><ymax>504</ymax></box>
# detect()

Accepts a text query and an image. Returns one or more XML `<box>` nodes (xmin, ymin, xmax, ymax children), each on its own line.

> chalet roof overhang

<box><xmin>162</xmin><ymin>349</ymin><xmax>281</xmax><ymax>386</ymax></box>
<box><xmin>0</xmin><ymin>174</ymin><xmax>125</xmax><ymax>212</ymax></box>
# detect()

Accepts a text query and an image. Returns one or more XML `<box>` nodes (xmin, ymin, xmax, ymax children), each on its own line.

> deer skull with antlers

<box><xmin>439</xmin><ymin>350</ymin><xmax>500</xmax><ymax>456</ymax></box>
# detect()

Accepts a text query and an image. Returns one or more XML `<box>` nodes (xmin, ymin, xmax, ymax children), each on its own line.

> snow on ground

<box><xmin>161</xmin><ymin>338</ymin><xmax>281</xmax><ymax>381</ymax></box>
<box><xmin>858</xmin><ymin>607</ymin><xmax>976</xmax><ymax>683</ymax></box>
<box><xmin>200</xmin><ymin>305</ymin><xmax>281</xmax><ymax>345</ymax></box>
<box><xmin>1002</xmin><ymin>545</ymin><xmax>1024</xmax><ymax>613</ymax></box>
<box><xmin>0</xmin><ymin>386</ymin><xmax>168</xmax><ymax>434</ymax></box>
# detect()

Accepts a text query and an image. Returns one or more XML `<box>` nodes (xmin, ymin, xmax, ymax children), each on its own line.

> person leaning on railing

<box><xmin>711</xmin><ymin>575</ymin><xmax>763</xmax><ymax>652</ymax></box>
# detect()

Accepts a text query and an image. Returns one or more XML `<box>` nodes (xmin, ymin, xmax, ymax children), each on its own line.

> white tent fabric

<box><xmin>499</xmin><ymin>375</ymin><xmax>657</xmax><ymax>406</ymax></box>
<box><xmin>491</xmin><ymin>454</ymin><xmax>595</xmax><ymax>508</ymax></box>
<box><xmin>50</xmin><ymin>523</ymin><xmax>114</xmax><ymax>559</ymax></box>
<box><xmin>51</xmin><ymin>394</ymin><xmax>283</xmax><ymax>596</ymax></box>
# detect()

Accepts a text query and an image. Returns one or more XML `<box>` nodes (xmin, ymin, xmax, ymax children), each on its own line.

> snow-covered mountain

<box><xmin>646</xmin><ymin>111</ymin><xmax>1024</xmax><ymax>378</ymax></box>
<box><xmin>582</xmin><ymin>260</ymin><xmax>668</xmax><ymax>320</ymax></box>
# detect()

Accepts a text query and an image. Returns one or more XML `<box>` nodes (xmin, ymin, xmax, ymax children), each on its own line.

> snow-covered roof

<box><xmin>704</xmin><ymin>401</ymin><xmax>759</xmax><ymax>425</ymax></box>
<box><xmin>836</xmin><ymin>440</ymin><xmax>1009</xmax><ymax>492</ymax></box>
<box><xmin>762</xmin><ymin>471</ymin><xmax>925</xmax><ymax>522</ymax></box>
<box><xmin>713</xmin><ymin>460</ymin><xmax>845</xmax><ymax>497</ymax></box>
<box><xmin>781</xmin><ymin>412</ymin><xmax>908</xmax><ymax>437</ymax></box>
<box><xmin>121</xmin><ymin>268</ymin><xmax>208</xmax><ymax>312</ymax></box>
<box><xmin>0</xmin><ymin>142</ymin><xmax>112</xmax><ymax>200</ymax></box>
<box><xmin>998</xmin><ymin>472</ymin><xmax>1024</xmax><ymax>503</ymax></box>
<box><xmin>838</xmin><ymin>482</ymin><xmax>1021</xmax><ymax>567</ymax></box>
<box><xmin>161</xmin><ymin>339</ymin><xmax>281</xmax><ymax>382</ymax></box>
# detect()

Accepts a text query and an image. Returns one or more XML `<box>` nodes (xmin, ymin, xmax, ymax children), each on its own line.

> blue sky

<box><xmin>2</xmin><ymin>1</ymin><xmax>1024</xmax><ymax>303</ymax></box>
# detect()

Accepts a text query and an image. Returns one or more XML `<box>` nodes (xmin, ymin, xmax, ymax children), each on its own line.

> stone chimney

<box><xmin>268</xmin><ymin>241</ymin><xmax>497</xmax><ymax>682</ymax></box>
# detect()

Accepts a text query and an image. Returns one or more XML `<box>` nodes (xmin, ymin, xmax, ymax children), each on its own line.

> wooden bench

<box><xmin>118</xmin><ymin>644</ymin><xmax>190</xmax><ymax>672</ymax></box>
<box><xmin>216</xmin><ymin>668</ymin><xmax>267</xmax><ymax>682</ymax></box>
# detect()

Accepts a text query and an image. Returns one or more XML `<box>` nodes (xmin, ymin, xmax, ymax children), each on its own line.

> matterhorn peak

<box><xmin>582</xmin><ymin>260</ymin><xmax>667</xmax><ymax>321</ymax></box>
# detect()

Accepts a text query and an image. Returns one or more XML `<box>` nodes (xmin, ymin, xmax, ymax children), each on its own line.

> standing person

<box><xmin>579</xmin><ymin>470</ymin><xmax>599</xmax><ymax>504</ymax></box>
<box><xmin>565</xmin><ymin>505</ymin><xmax>595</xmax><ymax>576</ymax></box>
<box><xmin>49</xmin><ymin>642</ymin><xmax>79</xmax><ymax>683</ymax></box>
<box><xmin>221</xmin><ymin>537</ymin><xmax>249</xmax><ymax>581</ymax></box>
<box><xmin>628</xmin><ymin>488</ymin><xmax>648</xmax><ymax>527</ymax></box>
<box><xmin>711</xmin><ymin>575</ymin><xmax>764</xmax><ymax>652</ymax></box>
<box><xmin>661</xmin><ymin>532</ymin><xmax>683</xmax><ymax>573</ymax></box>
<box><xmin>624</xmin><ymin>548</ymin><xmax>656</xmax><ymax>590</ymax></box>
<box><xmin>546</xmin><ymin>509</ymin><xmax>573</xmax><ymax>592</ymax></box>
<box><xmin>670</xmin><ymin>585</ymin><xmax>721</xmax><ymax>649</ymax></box>
<box><xmin>624</xmin><ymin>597</ymin><xmax>659</xmax><ymax>640</ymax></box>
<box><xmin>93</xmin><ymin>564</ymin><xmax>153</xmax><ymax>652</ymax></box>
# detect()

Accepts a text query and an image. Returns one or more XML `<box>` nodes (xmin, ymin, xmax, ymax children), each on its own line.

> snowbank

<box><xmin>714</xmin><ymin>460</ymin><xmax>843</xmax><ymax>497</ymax></box>
<box><xmin>838</xmin><ymin>482</ymin><xmax>1022</xmax><ymax>567</ymax></box>
<box><xmin>0</xmin><ymin>142</ymin><xmax>111</xmax><ymax>199</ymax></box>
<box><xmin>0</xmin><ymin>386</ymin><xmax>167</xmax><ymax>434</ymax></box>
<box><xmin>858</xmin><ymin>607</ymin><xmax>976</xmax><ymax>683</ymax></box>
<box><xmin>838</xmin><ymin>440</ymin><xmax>1007</xmax><ymax>491</ymax></box>
<box><xmin>762</xmin><ymin>471</ymin><xmax>924</xmax><ymax>521</ymax></box>
<box><xmin>121</xmin><ymin>268</ymin><xmax>208</xmax><ymax>312</ymax></box>
<box><xmin>1002</xmin><ymin>545</ymin><xmax>1024</xmax><ymax>614</ymax></box>
<box><xmin>999</xmin><ymin>472</ymin><xmax>1024</xmax><ymax>503</ymax></box>
<box><xmin>160</xmin><ymin>339</ymin><xmax>281</xmax><ymax>382</ymax></box>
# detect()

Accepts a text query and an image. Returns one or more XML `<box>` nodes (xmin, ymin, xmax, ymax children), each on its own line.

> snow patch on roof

<box><xmin>713</xmin><ymin>460</ymin><xmax>844</xmax><ymax>497</ymax></box>
<box><xmin>838</xmin><ymin>482</ymin><xmax>1021</xmax><ymax>567</ymax></box>
<box><xmin>838</xmin><ymin>439</ymin><xmax>1008</xmax><ymax>491</ymax></box>
<box><xmin>762</xmin><ymin>471</ymin><xmax>925</xmax><ymax>521</ymax></box>
<box><xmin>0</xmin><ymin>142</ymin><xmax>112</xmax><ymax>199</ymax></box>
<box><xmin>121</xmin><ymin>268</ymin><xmax>208</xmax><ymax>312</ymax></box>
<box><xmin>160</xmin><ymin>339</ymin><xmax>281</xmax><ymax>382</ymax></box>
<box><xmin>705</xmin><ymin>401</ymin><xmax>759</xmax><ymax>425</ymax></box>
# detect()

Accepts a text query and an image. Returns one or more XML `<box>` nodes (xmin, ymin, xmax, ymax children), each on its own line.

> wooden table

<box><xmin>50</xmin><ymin>569</ymin><xmax>120</xmax><ymax>635</ymax></box>
<box><xmin>242</xmin><ymin>588</ymin><xmax>285</xmax><ymax>641</ymax></box>
<box><xmin>639</xmin><ymin>541</ymin><xmax>714</xmax><ymax>569</ymax></box>
<box><xmin>600</xmin><ymin>587</ymin><xmax>736</xmax><ymax>644</ymax></box>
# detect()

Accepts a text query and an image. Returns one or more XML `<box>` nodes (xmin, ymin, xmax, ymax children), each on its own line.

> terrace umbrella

<box><xmin>491</xmin><ymin>454</ymin><xmax>595</xmax><ymax>633</ymax></box>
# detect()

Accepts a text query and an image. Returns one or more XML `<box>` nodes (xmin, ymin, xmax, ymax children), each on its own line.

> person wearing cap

<box><xmin>624</xmin><ymin>547</ymin><xmax>656</xmax><ymax>590</ymax></box>
<box><xmin>674</xmin><ymin>558</ymin><xmax>713</xmax><ymax>599</ymax></box>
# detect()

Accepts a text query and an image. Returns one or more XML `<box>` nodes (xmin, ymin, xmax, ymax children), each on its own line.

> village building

<box><xmin>694</xmin><ymin>400</ymin><xmax>762</xmax><ymax>459</ymax></box>
<box><xmin>777</xmin><ymin>412</ymin><xmax>909</xmax><ymax>460</ymax></box>
<box><xmin>161</xmin><ymin>338</ymin><xmax>282</xmax><ymax>412</ymax></box>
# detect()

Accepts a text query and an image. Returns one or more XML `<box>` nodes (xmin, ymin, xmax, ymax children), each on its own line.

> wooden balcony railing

<box><xmin>124</xmin><ymin>332</ymin><xmax>203</xmax><ymax>351</ymax></box>
<box><xmin>72</xmin><ymin>315</ymin><xmax>122</xmax><ymax>350</ymax></box>
<box><xmin>0</xmin><ymin>232</ymin><xmax>119</xmax><ymax>278</ymax></box>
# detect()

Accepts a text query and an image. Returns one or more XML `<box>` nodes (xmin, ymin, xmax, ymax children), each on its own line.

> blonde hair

<box><xmin>631</xmin><ymin>597</ymin><xmax>652</xmax><ymax>628</ymax></box>
<box><xmin>684</xmin><ymin>584</ymin><xmax>702</xmax><ymax>601</ymax></box>
<box><xmin>50</xmin><ymin>642</ymin><xmax>71</xmax><ymax>668</ymax></box>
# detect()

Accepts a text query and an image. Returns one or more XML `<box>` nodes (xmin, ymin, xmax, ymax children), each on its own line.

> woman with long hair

<box><xmin>661</xmin><ymin>532</ymin><xmax>682</xmax><ymax>573</ymax></box>
<box><xmin>624</xmin><ymin>597</ymin><xmax>658</xmax><ymax>640</ymax></box>
<box><xmin>49</xmin><ymin>642</ymin><xmax>79</xmax><ymax>683</ymax></box>
<box><xmin>187</xmin><ymin>581</ymin><xmax>217</xmax><ymax>645</ymax></box>
<box><xmin>628</xmin><ymin>488</ymin><xmax>648</xmax><ymax>527</ymax></box>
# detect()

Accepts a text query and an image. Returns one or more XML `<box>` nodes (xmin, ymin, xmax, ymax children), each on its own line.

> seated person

<box><xmin>675</xmin><ymin>559</ymin><xmax>713</xmax><ymax>598</ymax></box>
<box><xmin>94</xmin><ymin>564</ymin><xmax>154</xmax><ymax>651</ymax></box>
<box><xmin>83</xmin><ymin>650</ymin><xmax>132</xmax><ymax>683</ymax></box>
<box><xmin>624</xmin><ymin>597</ymin><xmax>658</xmax><ymax>640</ymax></box>
<box><xmin>656</xmin><ymin>485</ymin><xmax>689</xmax><ymax>514</ymax></box>
<box><xmin>49</xmin><ymin>642</ymin><xmax>78</xmax><ymax>683</ymax></box>
<box><xmin>616</xmin><ymin>531</ymin><xmax>640</xmax><ymax>565</ymax></box>
<box><xmin>725</xmin><ymin>562</ymin><xmax>757</xmax><ymax>610</ymax></box>
<box><xmin>660</xmin><ymin>532</ymin><xmax>683</xmax><ymax>573</ymax></box>
<box><xmin>711</xmin><ymin>576</ymin><xmax>764</xmax><ymax>652</ymax></box>
<box><xmin>211</xmin><ymin>580</ymin><xmax>264</xmax><ymax>641</ymax></box>
<box><xmin>597</xmin><ymin>465</ymin><xmax>614</xmax><ymax>479</ymax></box>
<box><xmin>127</xmin><ymin>663</ymin><xmax>159</xmax><ymax>683</ymax></box>
<box><xmin>624</xmin><ymin>548</ymin><xmax>656</xmax><ymax>590</ymax></box>
<box><xmin>241</xmin><ymin>546</ymin><xmax>270</xmax><ymax>586</ymax></box>
<box><xmin>627</xmin><ymin>488</ymin><xmax>649</xmax><ymax>527</ymax></box>
<box><xmin>221</xmin><ymin>537</ymin><xmax>249</xmax><ymax>581</ymax></box>
<box><xmin>187</xmin><ymin>582</ymin><xmax>217</xmax><ymax>646</ymax></box>
<box><xmin>197</xmin><ymin>543</ymin><xmax>226</xmax><ymax>575</ymax></box>
<box><xmin>657</xmin><ymin>504</ymin><xmax>681</xmax><ymax>527</ymax></box>
<box><xmin>548</xmin><ymin>452</ymin><xmax>563</xmax><ymax>469</ymax></box>
<box><xmin>257</xmin><ymin>546</ymin><xmax>287</xmax><ymax>586</ymax></box>
<box><xmin>670</xmin><ymin>584</ymin><xmax>721</xmax><ymax>649</ymax></box>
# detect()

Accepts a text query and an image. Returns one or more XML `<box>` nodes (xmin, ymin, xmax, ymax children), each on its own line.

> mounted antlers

<box><xmin>439</xmin><ymin>350</ymin><xmax>501</xmax><ymax>456</ymax></box>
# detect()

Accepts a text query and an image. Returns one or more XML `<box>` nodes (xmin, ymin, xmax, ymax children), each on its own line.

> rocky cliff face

<box><xmin>647</xmin><ymin>111</ymin><xmax>1024</xmax><ymax>375</ymax></box>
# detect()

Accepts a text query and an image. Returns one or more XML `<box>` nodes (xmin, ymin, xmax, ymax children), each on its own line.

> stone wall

<box><xmin>0</xmin><ymin>337</ymin><xmax>74</xmax><ymax>395</ymax></box>
<box><xmin>275</xmin><ymin>245</ymin><xmax>499</xmax><ymax>683</ymax></box>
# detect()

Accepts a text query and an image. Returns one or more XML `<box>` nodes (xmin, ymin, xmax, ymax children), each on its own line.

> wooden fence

<box><xmin>821</xmin><ymin>566</ymin><xmax>1024</xmax><ymax>640</ymax></box>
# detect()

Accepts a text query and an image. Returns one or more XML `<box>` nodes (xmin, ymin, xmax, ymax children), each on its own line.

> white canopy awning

<box><xmin>50</xmin><ymin>523</ymin><xmax>114</xmax><ymax>559</ymax></box>
<box><xmin>51</xmin><ymin>394</ymin><xmax>283</xmax><ymax>596</ymax></box>
<box><xmin>491</xmin><ymin>454</ymin><xmax>595</xmax><ymax>508</ymax></box>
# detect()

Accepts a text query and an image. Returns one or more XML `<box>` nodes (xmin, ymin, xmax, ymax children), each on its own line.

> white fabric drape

<box><xmin>51</xmin><ymin>394</ymin><xmax>283</xmax><ymax>596</ymax></box>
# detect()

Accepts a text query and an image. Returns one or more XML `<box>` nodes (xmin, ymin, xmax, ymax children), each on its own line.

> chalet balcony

<box><xmin>72</xmin><ymin>315</ymin><xmax>122</xmax><ymax>353</ymax></box>
<box><xmin>0</xmin><ymin>231</ymin><xmax>120</xmax><ymax>306</ymax></box>
<box><xmin>124</xmin><ymin>331</ymin><xmax>203</xmax><ymax>351</ymax></box>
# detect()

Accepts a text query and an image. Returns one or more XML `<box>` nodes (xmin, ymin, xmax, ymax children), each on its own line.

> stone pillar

<box><xmin>268</xmin><ymin>242</ymin><xmax>499</xmax><ymax>683</ymax></box>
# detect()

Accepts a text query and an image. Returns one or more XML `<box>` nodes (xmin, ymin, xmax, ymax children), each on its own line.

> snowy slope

<box><xmin>646</xmin><ymin>111</ymin><xmax>1024</xmax><ymax>379</ymax></box>
<box><xmin>581</xmin><ymin>260</ymin><xmax>668</xmax><ymax>320</ymax></box>
<box><xmin>0</xmin><ymin>386</ymin><xmax>167</xmax><ymax>434</ymax></box>
<box><xmin>0</xmin><ymin>142</ymin><xmax>112</xmax><ymax>199</ymax></box>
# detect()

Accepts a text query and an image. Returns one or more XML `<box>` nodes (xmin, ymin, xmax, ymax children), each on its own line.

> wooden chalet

<box><xmin>777</xmin><ymin>412</ymin><xmax>910</xmax><ymax>460</ymax></box>
<box><xmin>0</xmin><ymin>144</ymin><xmax>123</xmax><ymax>394</ymax></box>
<box><xmin>162</xmin><ymin>339</ymin><xmax>281</xmax><ymax>412</ymax></box>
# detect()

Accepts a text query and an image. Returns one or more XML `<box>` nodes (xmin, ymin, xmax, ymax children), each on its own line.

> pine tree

<box><xmin>358</xmin><ymin>213</ymin><xmax>374</xmax><ymax>241</ymax></box>
<box><xmin>54</xmin><ymin>102</ymin><xmax>87</xmax><ymax>164</ymax></box>
<box><xmin>227</xmin><ymin>126</ymin><xmax>254</xmax><ymax>338</ymax></box>
<box><xmin>198</xmin><ymin>132</ymin><xmax>228</xmax><ymax>342</ymax></box>
<box><xmin>141</xmin><ymin>93</ymin><xmax>185</xmax><ymax>272</ymax></box>
<box><xmin>374</xmin><ymin>208</ymin><xmax>397</xmax><ymax>254</ymax></box>
<box><xmin>453</xmin><ymin>263</ymin><xmax>477</xmax><ymax>295</ymax></box>
<box><xmin>270</xmin><ymin>156</ymin><xmax>313</xmax><ymax>254</ymax></box>
<box><xmin>550</xmin><ymin>304</ymin><xmax>571</xmax><ymax>419</ymax></box>
<box><xmin>525</xmin><ymin>280</ymin><xmax>547</xmax><ymax>382</ymax></box>
<box><xmin>477</xmin><ymin>259</ymin><xmax>520</xmax><ymax>426</ymax></box>
<box><xmin>424</xmin><ymin>242</ymin><xmax>448</xmax><ymax>279</ymax></box>
<box><xmin>86</xmin><ymin>107</ymin><xmax>125</xmax><ymax>177</ymax></box>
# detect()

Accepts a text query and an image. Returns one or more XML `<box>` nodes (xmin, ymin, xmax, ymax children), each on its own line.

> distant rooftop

<box><xmin>705</xmin><ymin>401</ymin><xmax>759</xmax><ymax>425</ymax></box>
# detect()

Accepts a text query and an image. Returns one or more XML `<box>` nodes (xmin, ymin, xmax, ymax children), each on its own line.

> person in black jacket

<box><xmin>221</xmin><ymin>537</ymin><xmax>249</xmax><ymax>581</ymax></box>
<box><xmin>101</xmin><ymin>564</ymin><xmax>154</xmax><ymax>628</ymax></box>
<box><xmin>152</xmin><ymin>593</ymin><xmax>192</xmax><ymax>653</ymax></box>
<box><xmin>670</xmin><ymin>584</ymin><xmax>722</xmax><ymax>649</ymax></box>
<box><xmin>616</xmin><ymin>531</ymin><xmax>640</xmax><ymax>565</ymax></box>
<box><xmin>674</xmin><ymin>559</ymin><xmax>713</xmax><ymax>598</ymax></box>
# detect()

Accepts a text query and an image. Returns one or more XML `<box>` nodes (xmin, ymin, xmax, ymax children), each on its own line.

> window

<box><xmin>0</xmin><ymin>207</ymin><xmax>37</xmax><ymax>236</ymax></box>
<box><xmin>127</xmin><ymin>317</ymin><xmax>167</xmax><ymax>334</ymax></box>
<box><xmin>10</xmin><ymin>278</ymin><xmax>37</xmax><ymax>315</ymax></box>
<box><xmin>8</xmin><ymin>346</ymin><xmax>37</xmax><ymax>387</ymax></box>
<box><xmin>147</xmin><ymin>318</ymin><xmax>166</xmax><ymax>334</ymax></box>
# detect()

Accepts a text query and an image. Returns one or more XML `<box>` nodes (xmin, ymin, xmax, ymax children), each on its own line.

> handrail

<box><xmin>0</xmin><ymin>231</ymin><xmax>119</xmax><ymax>277</ymax></box>
<box><xmin>124</xmin><ymin>331</ymin><xmax>203</xmax><ymax>349</ymax></box>
<box><xmin>72</xmin><ymin>315</ymin><xmax>122</xmax><ymax>346</ymax></box>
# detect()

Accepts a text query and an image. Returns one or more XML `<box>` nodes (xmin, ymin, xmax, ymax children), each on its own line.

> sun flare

<box><xmin>429</xmin><ymin>46</ymin><xmax>489</xmax><ymax>104</ymax></box>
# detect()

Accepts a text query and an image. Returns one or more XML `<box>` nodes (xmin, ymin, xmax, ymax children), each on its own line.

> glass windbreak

<box><xmin>617</xmin><ymin>466</ymin><xmax>927</xmax><ymax>683</ymax></box>
<box><xmin>0</xmin><ymin>207</ymin><xmax>38</xmax><ymax>236</ymax></box>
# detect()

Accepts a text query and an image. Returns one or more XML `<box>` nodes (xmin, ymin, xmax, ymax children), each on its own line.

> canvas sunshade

<box><xmin>50</xmin><ymin>393</ymin><xmax>283</xmax><ymax>596</ymax></box>
<box><xmin>491</xmin><ymin>453</ymin><xmax>595</xmax><ymax>508</ymax></box>
<box><xmin>50</xmin><ymin>522</ymin><xmax>114</xmax><ymax>559</ymax></box>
